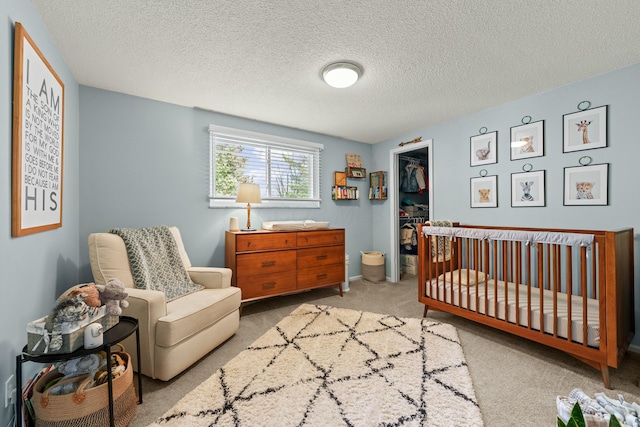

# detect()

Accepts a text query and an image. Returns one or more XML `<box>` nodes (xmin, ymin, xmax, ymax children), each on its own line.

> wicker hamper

<box><xmin>32</xmin><ymin>345</ymin><xmax>136</xmax><ymax>427</ymax></box>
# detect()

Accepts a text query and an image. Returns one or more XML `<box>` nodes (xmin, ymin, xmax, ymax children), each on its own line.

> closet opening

<box><xmin>388</xmin><ymin>140</ymin><xmax>433</xmax><ymax>283</ymax></box>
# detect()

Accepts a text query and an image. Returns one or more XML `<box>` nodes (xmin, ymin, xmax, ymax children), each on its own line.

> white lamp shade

<box><xmin>235</xmin><ymin>183</ymin><xmax>262</xmax><ymax>204</ymax></box>
<box><xmin>323</xmin><ymin>62</ymin><xmax>361</xmax><ymax>88</ymax></box>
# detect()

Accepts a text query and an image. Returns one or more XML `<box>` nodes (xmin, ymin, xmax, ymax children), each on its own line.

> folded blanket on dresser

<box><xmin>109</xmin><ymin>225</ymin><xmax>203</xmax><ymax>301</ymax></box>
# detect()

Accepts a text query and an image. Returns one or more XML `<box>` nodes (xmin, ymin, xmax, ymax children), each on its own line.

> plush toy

<box><xmin>48</xmin><ymin>354</ymin><xmax>104</xmax><ymax>395</ymax></box>
<box><xmin>67</xmin><ymin>283</ymin><xmax>102</xmax><ymax>308</ymax></box>
<box><xmin>94</xmin><ymin>353</ymin><xmax>127</xmax><ymax>386</ymax></box>
<box><xmin>44</xmin><ymin>294</ymin><xmax>90</xmax><ymax>352</ymax></box>
<box><xmin>96</xmin><ymin>278</ymin><xmax>130</xmax><ymax>315</ymax></box>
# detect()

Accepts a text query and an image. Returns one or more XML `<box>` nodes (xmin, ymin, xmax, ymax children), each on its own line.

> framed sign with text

<box><xmin>12</xmin><ymin>22</ymin><xmax>65</xmax><ymax>236</ymax></box>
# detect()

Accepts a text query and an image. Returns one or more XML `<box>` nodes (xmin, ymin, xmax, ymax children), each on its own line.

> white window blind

<box><xmin>209</xmin><ymin>125</ymin><xmax>323</xmax><ymax>208</ymax></box>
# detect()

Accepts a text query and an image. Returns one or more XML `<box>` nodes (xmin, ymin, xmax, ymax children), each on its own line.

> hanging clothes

<box><xmin>400</xmin><ymin>223</ymin><xmax>417</xmax><ymax>251</ymax></box>
<box><xmin>400</xmin><ymin>159</ymin><xmax>428</xmax><ymax>193</ymax></box>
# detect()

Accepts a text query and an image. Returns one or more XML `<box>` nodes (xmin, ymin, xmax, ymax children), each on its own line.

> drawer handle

<box><xmin>317</xmin><ymin>273</ymin><xmax>327</xmax><ymax>279</ymax></box>
<box><xmin>262</xmin><ymin>282</ymin><xmax>276</xmax><ymax>288</ymax></box>
<box><xmin>262</xmin><ymin>261</ymin><xmax>276</xmax><ymax>267</ymax></box>
<box><xmin>316</xmin><ymin>255</ymin><xmax>328</xmax><ymax>260</ymax></box>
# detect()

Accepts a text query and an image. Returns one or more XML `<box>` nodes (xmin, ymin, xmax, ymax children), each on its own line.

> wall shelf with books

<box><xmin>332</xmin><ymin>170</ymin><xmax>359</xmax><ymax>200</ymax></box>
<box><xmin>332</xmin><ymin>186</ymin><xmax>359</xmax><ymax>200</ymax></box>
<box><xmin>369</xmin><ymin>171</ymin><xmax>387</xmax><ymax>200</ymax></box>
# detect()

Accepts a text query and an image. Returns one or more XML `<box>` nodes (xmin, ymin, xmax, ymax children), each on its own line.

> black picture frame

<box><xmin>511</xmin><ymin>170</ymin><xmax>545</xmax><ymax>207</ymax></box>
<box><xmin>510</xmin><ymin>120</ymin><xmax>544</xmax><ymax>161</ymax></box>
<box><xmin>563</xmin><ymin>106</ymin><xmax>607</xmax><ymax>153</ymax></box>
<box><xmin>563</xmin><ymin>163</ymin><xmax>609</xmax><ymax>206</ymax></box>
<box><xmin>470</xmin><ymin>131</ymin><xmax>497</xmax><ymax>167</ymax></box>
<box><xmin>470</xmin><ymin>175</ymin><xmax>497</xmax><ymax>208</ymax></box>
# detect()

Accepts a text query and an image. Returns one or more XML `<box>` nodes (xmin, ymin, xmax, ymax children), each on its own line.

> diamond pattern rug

<box><xmin>148</xmin><ymin>304</ymin><xmax>483</xmax><ymax>426</ymax></box>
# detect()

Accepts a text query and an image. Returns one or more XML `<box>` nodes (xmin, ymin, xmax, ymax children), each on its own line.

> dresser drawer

<box><xmin>236</xmin><ymin>233</ymin><xmax>296</xmax><ymax>252</ymax></box>
<box><xmin>297</xmin><ymin>264</ymin><xmax>345</xmax><ymax>289</ymax></box>
<box><xmin>297</xmin><ymin>246</ymin><xmax>344</xmax><ymax>269</ymax></box>
<box><xmin>236</xmin><ymin>250</ymin><xmax>296</xmax><ymax>277</ymax></box>
<box><xmin>237</xmin><ymin>271</ymin><xmax>297</xmax><ymax>299</ymax></box>
<box><xmin>297</xmin><ymin>230</ymin><xmax>344</xmax><ymax>247</ymax></box>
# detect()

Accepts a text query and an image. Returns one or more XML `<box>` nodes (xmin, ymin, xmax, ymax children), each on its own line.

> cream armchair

<box><xmin>88</xmin><ymin>226</ymin><xmax>241</xmax><ymax>381</ymax></box>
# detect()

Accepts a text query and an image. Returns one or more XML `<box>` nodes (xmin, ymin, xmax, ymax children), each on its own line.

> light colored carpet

<box><xmin>147</xmin><ymin>303</ymin><xmax>482</xmax><ymax>426</ymax></box>
<box><xmin>131</xmin><ymin>277</ymin><xmax>640</xmax><ymax>427</ymax></box>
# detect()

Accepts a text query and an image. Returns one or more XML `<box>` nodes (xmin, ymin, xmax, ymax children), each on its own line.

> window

<box><xmin>209</xmin><ymin>125</ymin><xmax>323</xmax><ymax>208</ymax></box>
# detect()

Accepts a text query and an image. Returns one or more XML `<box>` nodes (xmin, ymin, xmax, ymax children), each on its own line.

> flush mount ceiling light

<box><xmin>322</xmin><ymin>62</ymin><xmax>362</xmax><ymax>88</ymax></box>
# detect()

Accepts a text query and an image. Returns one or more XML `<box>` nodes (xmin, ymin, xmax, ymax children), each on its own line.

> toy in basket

<box><xmin>31</xmin><ymin>344</ymin><xmax>136</xmax><ymax>427</ymax></box>
<box><xmin>27</xmin><ymin>280</ymin><xmax>129</xmax><ymax>355</ymax></box>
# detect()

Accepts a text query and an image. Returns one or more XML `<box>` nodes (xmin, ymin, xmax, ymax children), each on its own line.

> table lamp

<box><xmin>235</xmin><ymin>183</ymin><xmax>261</xmax><ymax>231</ymax></box>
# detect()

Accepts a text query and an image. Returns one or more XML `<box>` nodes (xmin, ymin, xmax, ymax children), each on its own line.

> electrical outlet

<box><xmin>4</xmin><ymin>375</ymin><xmax>16</xmax><ymax>408</ymax></box>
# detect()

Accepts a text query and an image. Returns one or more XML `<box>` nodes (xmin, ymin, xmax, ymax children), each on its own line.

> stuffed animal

<box><xmin>48</xmin><ymin>354</ymin><xmax>104</xmax><ymax>395</ymax></box>
<box><xmin>96</xmin><ymin>278</ymin><xmax>130</xmax><ymax>315</ymax></box>
<box><xmin>94</xmin><ymin>353</ymin><xmax>127</xmax><ymax>386</ymax></box>
<box><xmin>67</xmin><ymin>283</ymin><xmax>102</xmax><ymax>308</ymax></box>
<box><xmin>44</xmin><ymin>294</ymin><xmax>90</xmax><ymax>352</ymax></box>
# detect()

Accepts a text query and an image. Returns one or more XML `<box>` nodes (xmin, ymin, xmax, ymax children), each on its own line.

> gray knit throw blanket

<box><xmin>109</xmin><ymin>225</ymin><xmax>203</xmax><ymax>301</ymax></box>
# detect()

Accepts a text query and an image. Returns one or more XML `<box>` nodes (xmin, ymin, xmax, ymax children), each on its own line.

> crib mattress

<box><xmin>425</xmin><ymin>275</ymin><xmax>600</xmax><ymax>347</ymax></box>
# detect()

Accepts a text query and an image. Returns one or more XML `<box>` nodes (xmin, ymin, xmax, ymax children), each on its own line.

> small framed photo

<box><xmin>347</xmin><ymin>167</ymin><xmax>366</xmax><ymax>178</ymax></box>
<box><xmin>563</xmin><ymin>163</ymin><xmax>608</xmax><ymax>206</ymax></box>
<box><xmin>470</xmin><ymin>175</ymin><xmax>497</xmax><ymax>208</ymax></box>
<box><xmin>510</xmin><ymin>120</ymin><xmax>544</xmax><ymax>160</ymax></box>
<box><xmin>470</xmin><ymin>131</ymin><xmax>497</xmax><ymax>166</ymax></box>
<box><xmin>563</xmin><ymin>105</ymin><xmax>607</xmax><ymax>153</ymax></box>
<box><xmin>511</xmin><ymin>170</ymin><xmax>545</xmax><ymax>207</ymax></box>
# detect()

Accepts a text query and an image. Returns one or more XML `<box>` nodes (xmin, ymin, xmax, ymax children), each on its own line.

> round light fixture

<box><xmin>322</xmin><ymin>62</ymin><xmax>361</xmax><ymax>88</ymax></box>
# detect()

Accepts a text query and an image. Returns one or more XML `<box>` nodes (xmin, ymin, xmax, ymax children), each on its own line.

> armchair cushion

<box><xmin>156</xmin><ymin>286</ymin><xmax>239</xmax><ymax>347</ymax></box>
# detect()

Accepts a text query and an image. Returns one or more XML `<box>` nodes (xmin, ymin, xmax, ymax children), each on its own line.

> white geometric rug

<box><xmin>148</xmin><ymin>304</ymin><xmax>483</xmax><ymax>426</ymax></box>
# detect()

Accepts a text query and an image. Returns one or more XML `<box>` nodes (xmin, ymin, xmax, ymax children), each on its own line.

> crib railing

<box><xmin>423</xmin><ymin>230</ymin><xmax>603</xmax><ymax>349</ymax></box>
<box><xmin>417</xmin><ymin>223</ymin><xmax>634</xmax><ymax>389</ymax></box>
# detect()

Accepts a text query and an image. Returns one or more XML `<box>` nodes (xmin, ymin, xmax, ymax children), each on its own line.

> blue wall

<box><xmin>372</xmin><ymin>63</ymin><xmax>640</xmax><ymax>343</ymax></box>
<box><xmin>1</xmin><ymin>1</ymin><xmax>80</xmax><ymax>425</ymax></box>
<box><xmin>78</xmin><ymin>87</ymin><xmax>374</xmax><ymax>280</ymax></box>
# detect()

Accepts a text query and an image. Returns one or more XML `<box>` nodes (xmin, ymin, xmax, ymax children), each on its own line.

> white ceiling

<box><xmin>30</xmin><ymin>0</ymin><xmax>640</xmax><ymax>144</ymax></box>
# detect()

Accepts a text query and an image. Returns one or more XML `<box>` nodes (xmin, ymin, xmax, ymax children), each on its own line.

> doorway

<box><xmin>388</xmin><ymin>139</ymin><xmax>433</xmax><ymax>282</ymax></box>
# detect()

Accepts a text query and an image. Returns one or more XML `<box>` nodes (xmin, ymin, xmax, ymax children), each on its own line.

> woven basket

<box><xmin>32</xmin><ymin>345</ymin><xmax>136</xmax><ymax>427</ymax></box>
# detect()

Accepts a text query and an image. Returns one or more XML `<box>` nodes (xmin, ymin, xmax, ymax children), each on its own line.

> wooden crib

<box><xmin>417</xmin><ymin>223</ymin><xmax>635</xmax><ymax>388</ymax></box>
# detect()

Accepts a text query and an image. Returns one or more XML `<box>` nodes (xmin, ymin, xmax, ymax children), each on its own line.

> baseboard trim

<box><xmin>628</xmin><ymin>343</ymin><xmax>640</xmax><ymax>355</ymax></box>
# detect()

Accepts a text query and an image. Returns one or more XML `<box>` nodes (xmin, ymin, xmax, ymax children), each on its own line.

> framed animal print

<box><xmin>510</xmin><ymin>120</ymin><xmax>544</xmax><ymax>160</ymax></box>
<box><xmin>563</xmin><ymin>105</ymin><xmax>607</xmax><ymax>153</ymax></box>
<box><xmin>470</xmin><ymin>175</ymin><xmax>497</xmax><ymax>208</ymax></box>
<box><xmin>511</xmin><ymin>170</ymin><xmax>545</xmax><ymax>207</ymax></box>
<box><xmin>563</xmin><ymin>163</ymin><xmax>608</xmax><ymax>206</ymax></box>
<box><xmin>470</xmin><ymin>131</ymin><xmax>497</xmax><ymax>167</ymax></box>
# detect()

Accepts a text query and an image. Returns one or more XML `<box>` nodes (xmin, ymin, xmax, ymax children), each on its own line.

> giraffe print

<box><xmin>577</xmin><ymin>120</ymin><xmax>592</xmax><ymax>144</ymax></box>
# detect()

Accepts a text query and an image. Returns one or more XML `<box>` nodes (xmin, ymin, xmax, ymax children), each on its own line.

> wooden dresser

<box><xmin>225</xmin><ymin>228</ymin><xmax>345</xmax><ymax>302</ymax></box>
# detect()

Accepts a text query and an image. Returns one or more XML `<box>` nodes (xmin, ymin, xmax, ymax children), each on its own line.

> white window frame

<box><xmin>209</xmin><ymin>125</ymin><xmax>323</xmax><ymax>208</ymax></box>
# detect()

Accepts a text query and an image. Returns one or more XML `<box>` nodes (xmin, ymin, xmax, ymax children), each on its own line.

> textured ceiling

<box><xmin>30</xmin><ymin>0</ymin><xmax>640</xmax><ymax>144</ymax></box>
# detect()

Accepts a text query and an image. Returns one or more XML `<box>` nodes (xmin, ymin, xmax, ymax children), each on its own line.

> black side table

<box><xmin>16</xmin><ymin>316</ymin><xmax>142</xmax><ymax>427</ymax></box>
